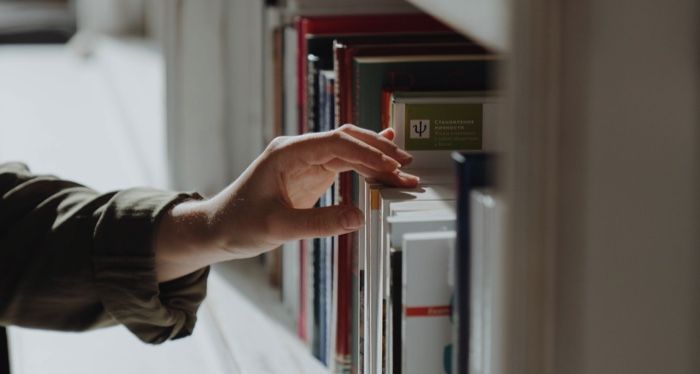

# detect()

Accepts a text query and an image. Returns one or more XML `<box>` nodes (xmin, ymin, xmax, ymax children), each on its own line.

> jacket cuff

<box><xmin>92</xmin><ymin>189</ymin><xmax>209</xmax><ymax>344</ymax></box>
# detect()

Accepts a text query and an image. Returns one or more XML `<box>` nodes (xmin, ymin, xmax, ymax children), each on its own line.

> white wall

<box><xmin>162</xmin><ymin>0</ymin><xmax>264</xmax><ymax>194</ymax></box>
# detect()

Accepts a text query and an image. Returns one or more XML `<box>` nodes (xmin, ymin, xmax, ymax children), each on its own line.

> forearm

<box><xmin>153</xmin><ymin>198</ymin><xmax>231</xmax><ymax>282</ymax></box>
<box><xmin>0</xmin><ymin>162</ymin><xmax>209</xmax><ymax>342</ymax></box>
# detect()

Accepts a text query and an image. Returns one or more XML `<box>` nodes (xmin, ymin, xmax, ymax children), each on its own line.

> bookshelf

<box><xmin>405</xmin><ymin>0</ymin><xmax>509</xmax><ymax>51</ymax></box>
<box><xmin>162</xmin><ymin>0</ymin><xmax>700</xmax><ymax>374</ymax></box>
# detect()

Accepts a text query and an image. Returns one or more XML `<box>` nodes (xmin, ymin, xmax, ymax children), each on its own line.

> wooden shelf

<box><xmin>406</xmin><ymin>0</ymin><xmax>509</xmax><ymax>51</ymax></box>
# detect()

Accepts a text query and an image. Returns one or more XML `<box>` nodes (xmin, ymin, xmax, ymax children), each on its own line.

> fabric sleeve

<box><xmin>0</xmin><ymin>162</ymin><xmax>209</xmax><ymax>344</ymax></box>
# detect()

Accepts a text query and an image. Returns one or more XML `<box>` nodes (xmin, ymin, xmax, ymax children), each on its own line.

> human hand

<box><xmin>155</xmin><ymin>125</ymin><xmax>418</xmax><ymax>281</ymax></box>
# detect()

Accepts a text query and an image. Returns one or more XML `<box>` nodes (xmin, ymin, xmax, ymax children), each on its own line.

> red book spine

<box><xmin>335</xmin><ymin>171</ymin><xmax>353</xmax><ymax>369</ymax></box>
<box><xmin>296</xmin><ymin>18</ymin><xmax>306</xmax><ymax>135</ymax></box>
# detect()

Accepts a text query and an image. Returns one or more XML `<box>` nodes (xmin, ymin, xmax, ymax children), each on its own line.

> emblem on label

<box><xmin>409</xmin><ymin>119</ymin><xmax>430</xmax><ymax>139</ymax></box>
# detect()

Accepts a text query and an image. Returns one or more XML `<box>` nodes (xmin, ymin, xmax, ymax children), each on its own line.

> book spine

<box><xmin>453</xmin><ymin>153</ymin><xmax>493</xmax><ymax>374</ymax></box>
<box><xmin>390</xmin><ymin>250</ymin><xmax>403</xmax><ymax>374</ymax></box>
<box><xmin>335</xmin><ymin>171</ymin><xmax>353</xmax><ymax>373</ymax></box>
<box><xmin>307</xmin><ymin>55</ymin><xmax>320</xmax><ymax>133</ymax></box>
<box><xmin>296</xmin><ymin>17</ymin><xmax>306</xmax><ymax>134</ymax></box>
<box><xmin>333</xmin><ymin>41</ymin><xmax>347</xmax><ymax>127</ymax></box>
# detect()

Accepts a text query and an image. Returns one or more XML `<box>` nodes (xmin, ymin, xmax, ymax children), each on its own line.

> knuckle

<box><xmin>382</xmin><ymin>136</ymin><xmax>399</xmax><ymax>149</ymax></box>
<box><xmin>339</xmin><ymin>123</ymin><xmax>354</xmax><ymax>132</ymax></box>
<box><xmin>369</xmin><ymin>148</ymin><xmax>384</xmax><ymax>162</ymax></box>
<box><xmin>328</xmin><ymin>129</ymin><xmax>346</xmax><ymax>142</ymax></box>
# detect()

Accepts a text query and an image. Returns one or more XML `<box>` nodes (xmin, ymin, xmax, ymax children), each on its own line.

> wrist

<box><xmin>154</xmin><ymin>198</ymin><xmax>221</xmax><ymax>282</ymax></box>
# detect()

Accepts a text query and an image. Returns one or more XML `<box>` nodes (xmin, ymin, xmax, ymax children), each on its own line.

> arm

<box><xmin>0</xmin><ymin>163</ymin><xmax>207</xmax><ymax>343</ymax></box>
<box><xmin>0</xmin><ymin>125</ymin><xmax>415</xmax><ymax>343</ymax></box>
<box><xmin>154</xmin><ymin>125</ymin><xmax>417</xmax><ymax>281</ymax></box>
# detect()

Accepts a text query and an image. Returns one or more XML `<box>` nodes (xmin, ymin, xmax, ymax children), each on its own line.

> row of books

<box><xmin>259</xmin><ymin>12</ymin><xmax>500</xmax><ymax>374</ymax></box>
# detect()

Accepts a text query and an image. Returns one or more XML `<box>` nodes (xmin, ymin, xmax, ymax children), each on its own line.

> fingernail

<box><xmin>341</xmin><ymin>209</ymin><xmax>363</xmax><ymax>229</ymax></box>
<box><xmin>398</xmin><ymin>171</ymin><xmax>420</xmax><ymax>184</ymax></box>
<box><xmin>397</xmin><ymin>149</ymin><xmax>413</xmax><ymax>161</ymax></box>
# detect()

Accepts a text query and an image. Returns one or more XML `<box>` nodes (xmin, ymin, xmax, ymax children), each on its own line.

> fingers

<box><xmin>300</xmin><ymin>131</ymin><xmax>401</xmax><ymax>173</ymax></box>
<box><xmin>380</xmin><ymin>127</ymin><xmax>395</xmax><ymax>140</ymax></box>
<box><xmin>323</xmin><ymin>158</ymin><xmax>419</xmax><ymax>187</ymax></box>
<box><xmin>270</xmin><ymin>205</ymin><xmax>365</xmax><ymax>240</ymax></box>
<box><xmin>338</xmin><ymin>124</ymin><xmax>412</xmax><ymax>166</ymax></box>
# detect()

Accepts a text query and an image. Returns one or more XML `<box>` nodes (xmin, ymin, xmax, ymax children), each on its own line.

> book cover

<box><xmin>353</xmin><ymin>55</ymin><xmax>497</xmax><ymax>133</ymax></box>
<box><xmin>335</xmin><ymin>41</ymin><xmax>488</xmax><ymax>127</ymax></box>
<box><xmin>468</xmin><ymin>189</ymin><xmax>506</xmax><ymax>374</ymax></box>
<box><xmin>391</xmin><ymin>92</ymin><xmax>500</xmax><ymax>170</ymax></box>
<box><xmin>401</xmin><ymin>231</ymin><xmax>456</xmax><ymax>374</ymax></box>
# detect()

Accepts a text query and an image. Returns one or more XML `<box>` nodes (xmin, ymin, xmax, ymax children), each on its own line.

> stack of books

<box><xmin>261</xmin><ymin>11</ymin><xmax>500</xmax><ymax>374</ymax></box>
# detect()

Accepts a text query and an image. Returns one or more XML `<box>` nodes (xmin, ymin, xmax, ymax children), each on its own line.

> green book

<box><xmin>352</xmin><ymin>55</ymin><xmax>498</xmax><ymax>132</ymax></box>
<box><xmin>391</xmin><ymin>92</ymin><xmax>499</xmax><ymax>170</ymax></box>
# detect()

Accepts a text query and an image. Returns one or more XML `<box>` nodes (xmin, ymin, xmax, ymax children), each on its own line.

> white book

<box><xmin>282</xmin><ymin>240</ymin><xmax>301</xmax><ymax>321</ymax></box>
<box><xmin>387</xmin><ymin>210</ymin><xmax>456</xmax><ymax>250</ymax></box>
<box><xmin>469</xmin><ymin>190</ymin><xmax>506</xmax><ymax>374</ymax></box>
<box><xmin>360</xmin><ymin>178</ymin><xmax>382</xmax><ymax>374</ymax></box>
<box><xmin>402</xmin><ymin>231</ymin><xmax>456</xmax><ymax>374</ymax></box>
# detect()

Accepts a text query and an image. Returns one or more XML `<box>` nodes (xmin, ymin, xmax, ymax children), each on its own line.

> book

<box><xmin>353</xmin><ymin>54</ymin><xmax>497</xmax><ymax>132</ymax></box>
<box><xmin>317</xmin><ymin>38</ymin><xmax>476</xmax><ymax>145</ymax></box>
<box><xmin>452</xmin><ymin>152</ymin><xmax>494</xmax><ymax>374</ymax></box>
<box><xmin>284</xmin><ymin>25</ymin><xmax>300</xmax><ymax>137</ymax></box>
<box><xmin>468</xmin><ymin>189</ymin><xmax>506</xmax><ymax>374</ymax></box>
<box><xmin>334</xmin><ymin>41</ymin><xmax>488</xmax><ymax>127</ymax></box>
<box><xmin>401</xmin><ymin>231</ymin><xmax>457</xmax><ymax>374</ymax></box>
<box><xmin>391</xmin><ymin>92</ymin><xmax>499</xmax><ymax>169</ymax></box>
<box><xmin>282</xmin><ymin>240</ymin><xmax>301</xmax><ymax>324</ymax></box>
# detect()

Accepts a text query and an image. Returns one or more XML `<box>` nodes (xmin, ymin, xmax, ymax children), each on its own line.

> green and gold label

<box><xmin>404</xmin><ymin>103</ymin><xmax>482</xmax><ymax>151</ymax></box>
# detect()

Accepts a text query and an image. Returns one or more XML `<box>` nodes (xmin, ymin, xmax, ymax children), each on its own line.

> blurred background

<box><xmin>0</xmin><ymin>1</ymin><xmax>315</xmax><ymax>373</ymax></box>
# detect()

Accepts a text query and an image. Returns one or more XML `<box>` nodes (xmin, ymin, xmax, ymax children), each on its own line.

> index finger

<box><xmin>296</xmin><ymin>131</ymin><xmax>403</xmax><ymax>173</ymax></box>
<box><xmin>338</xmin><ymin>124</ymin><xmax>413</xmax><ymax>166</ymax></box>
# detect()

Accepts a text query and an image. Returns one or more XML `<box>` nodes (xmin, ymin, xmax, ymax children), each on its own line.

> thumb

<box><xmin>271</xmin><ymin>205</ymin><xmax>364</xmax><ymax>241</ymax></box>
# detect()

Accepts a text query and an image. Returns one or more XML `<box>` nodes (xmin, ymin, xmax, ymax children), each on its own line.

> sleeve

<box><xmin>0</xmin><ymin>162</ymin><xmax>210</xmax><ymax>344</ymax></box>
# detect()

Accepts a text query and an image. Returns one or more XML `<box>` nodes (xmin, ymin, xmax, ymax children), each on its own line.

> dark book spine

<box><xmin>307</xmin><ymin>55</ymin><xmax>320</xmax><ymax>133</ymax></box>
<box><xmin>0</xmin><ymin>327</ymin><xmax>8</xmax><ymax>374</ymax></box>
<box><xmin>453</xmin><ymin>152</ymin><xmax>493</xmax><ymax>374</ymax></box>
<box><xmin>390</xmin><ymin>250</ymin><xmax>403</xmax><ymax>374</ymax></box>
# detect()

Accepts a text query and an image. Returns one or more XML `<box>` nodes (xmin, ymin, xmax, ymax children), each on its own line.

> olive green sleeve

<box><xmin>0</xmin><ymin>162</ymin><xmax>209</xmax><ymax>344</ymax></box>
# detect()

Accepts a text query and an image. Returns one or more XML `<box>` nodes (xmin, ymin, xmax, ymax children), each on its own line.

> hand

<box><xmin>154</xmin><ymin>125</ymin><xmax>418</xmax><ymax>281</ymax></box>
